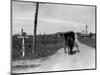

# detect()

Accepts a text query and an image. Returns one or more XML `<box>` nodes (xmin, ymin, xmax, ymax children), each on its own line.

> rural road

<box><xmin>12</xmin><ymin>34</ymin><xmax>95</xmax><ymax>73</ymax></box>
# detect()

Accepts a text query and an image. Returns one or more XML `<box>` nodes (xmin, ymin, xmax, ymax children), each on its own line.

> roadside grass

<box><xmin>77</xmin><ymin>35</ymin><xmax>96</xmax><ymax>48</ymax></box>
<box><xmin>12</xmin><ymin>37</ymin><xmax>65</xmax><ymax>61</ymax></box>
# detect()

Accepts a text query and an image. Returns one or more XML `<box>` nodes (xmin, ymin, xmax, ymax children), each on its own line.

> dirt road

<box><xmin>12</xmin><ymin>35</ymin><xmax>95</xmax><ymax>73</ymax></box>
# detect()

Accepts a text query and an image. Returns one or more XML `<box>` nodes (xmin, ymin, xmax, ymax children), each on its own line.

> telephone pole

<box><xmin>85</xmin><ymin>24</ymin><xmax>88</xmax><ymax>37</ymax></box>
<box><xmin>33</xmin><ymin>2</ymin><xmax>39</xmax><ymax>53</ymax></box>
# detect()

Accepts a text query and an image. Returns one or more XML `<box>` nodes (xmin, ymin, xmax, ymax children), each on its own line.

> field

<box><xmin>12</xmin><ymin>33</ymin><xmax>96</xmax><ymax>61</ymax></box>
<box><xmin>12</xmin><ymin>34</ymin><xmax>65</xmax><ymax>61</ymax></box>
<box><xmin>77</xmin><ymin>34</ymin><xmax>96</xmax><ymax>48</ymax></box>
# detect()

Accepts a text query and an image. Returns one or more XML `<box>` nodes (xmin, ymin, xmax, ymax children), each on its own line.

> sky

<box><xmin>12</xmin><ymin>1</ymin><xmax>96</xmax><ymax>35</ymax></box>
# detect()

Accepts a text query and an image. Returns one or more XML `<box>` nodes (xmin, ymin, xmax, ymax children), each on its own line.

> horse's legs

<box><xmin>70</xmin><ymin>43</ymin><xmax>74</xmax><ymax>54</ymax></box>
<box><xmin>68</xmin><ymin>46</ymin><xmax>70</xmax><ymax>55</ymax></box>
<box><xmin>75</xmin><ymin>42</ymin><xmax>80</xmax><ymax>53</ymax></box>
<box><xmin>77</xmin><ymin>44</ymin><xmax>80</xmax><ymax>53</ymax></box>
<box><xmin>64</xmin><ymin>41</ymin><xmax>67</xmax><ymax>54</ymax></box>
<box><xmin>70</xmin><ymin>46</ymin><xmax>73</xmax><ymax>54</ymax></box>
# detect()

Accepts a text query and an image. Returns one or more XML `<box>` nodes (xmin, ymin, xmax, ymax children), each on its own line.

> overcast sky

<box><xmin>12</xmin><ymin>1</ymin><xmax>95</xmax><ymax>35</ymax></box>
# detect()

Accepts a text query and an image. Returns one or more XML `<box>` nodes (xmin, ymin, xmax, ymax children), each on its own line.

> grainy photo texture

<box><xmin>11</xmin><ymin>0</ymin><xmax>96</xmax><ymax>74</ymax></box>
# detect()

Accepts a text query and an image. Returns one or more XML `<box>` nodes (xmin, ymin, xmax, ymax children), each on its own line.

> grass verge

<box><xmin>77</xmin><ymin>34</ymin><xmax>96</xmax><ymax>48</ymax></box>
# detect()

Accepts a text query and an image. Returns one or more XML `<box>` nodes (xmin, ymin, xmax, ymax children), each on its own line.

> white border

<box><xmin>0</xmin><ymin>0</ymin><xmax>99</xmax><ymax>75</ymax></box>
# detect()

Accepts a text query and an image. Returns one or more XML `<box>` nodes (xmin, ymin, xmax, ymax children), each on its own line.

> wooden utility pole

<box><xmin>33</xmin><ymin>2</ymin><xmax>39</xmax><ymax>53</ymax></box>
<box><xmin>85</xmin><ymin>24</ymin><xmax>88</xmax><ymax>37</ymax></box>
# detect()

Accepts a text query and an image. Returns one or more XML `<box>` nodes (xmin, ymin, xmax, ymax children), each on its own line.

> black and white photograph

<box><xmin>11</xmin><ymin>0</ymin><xmax>96</xmax><ymax>74</ymax></box>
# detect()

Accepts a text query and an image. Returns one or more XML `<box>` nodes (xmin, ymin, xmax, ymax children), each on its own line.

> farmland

<box><xmin>12</xmin><ymin>34</ymin><xmax>65</xmax><ymax>61</ymax></box>
<box><xmin>77</xmin><ymin>33</ymin><xmax>96</xmax><ymax>48</ymax></box>
<box><xmin>12</xmin><ymin>33</ymin><xmax>96</xmax><ymax>61</ymax></box>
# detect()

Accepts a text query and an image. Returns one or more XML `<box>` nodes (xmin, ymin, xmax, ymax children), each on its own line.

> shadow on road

<box><xmin>12</xmin><ymin>64</ymin><xmax>41</xmax><ymax>70</ymax></box>
<box><xmin>70</xmin><ymin>50</ymin><xmax>79</xmax><ymax>55</ymax></box>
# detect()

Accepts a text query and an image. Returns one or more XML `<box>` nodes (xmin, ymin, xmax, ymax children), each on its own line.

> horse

<box><xmin>63</xmin><ymin>31</ymin><xmax>79</xmax><ymax>55</ymax></box>
<box><xmin>64</xmin><ymin>36</ymin><xmax>74</xmax><ymax>54</ymax></box>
